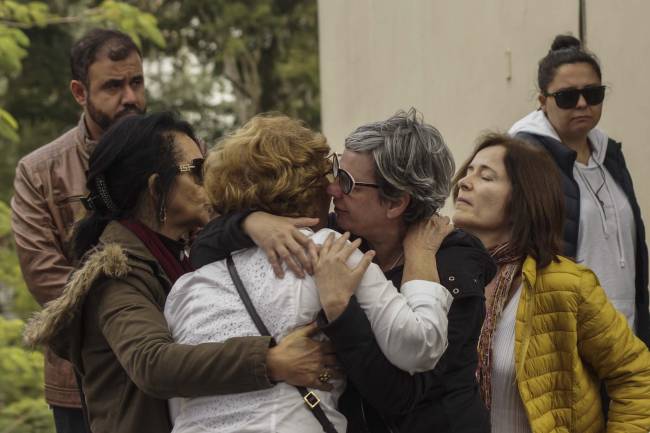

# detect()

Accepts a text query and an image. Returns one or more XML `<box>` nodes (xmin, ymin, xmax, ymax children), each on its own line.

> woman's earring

<box><xmin>159</xmin><ymin>196</ymin><xmax>167</xmax><ymax>223</ymax></box>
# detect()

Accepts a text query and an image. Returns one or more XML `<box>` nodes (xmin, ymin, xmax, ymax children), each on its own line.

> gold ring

<box><xmin>318</xmin><ymin>370</ymin><xmax>331</xmax><ymax>384</ymax></box>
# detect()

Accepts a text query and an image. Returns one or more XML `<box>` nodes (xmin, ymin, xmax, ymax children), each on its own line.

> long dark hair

<box><xmin>72</xmin><ymin>112</ymin><xmax>199</xmax><ymax>260</ymax></box>
<box><xmin>453</xmin><ymin>133</ymin><xmax>564</xmax><ymax>268</ymax></box>
<box><xmin>538</xmin><ymin>34</ymin><xmax>602</xmax><ymax>93</ymax></box>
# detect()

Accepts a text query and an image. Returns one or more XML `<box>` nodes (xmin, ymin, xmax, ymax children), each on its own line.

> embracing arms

<box><xmin>190</xmin><ymin>212</ymin><xmax>455</xmax><ymax>373</ymax></box>
<box><xmin>95</xmin><ymin>274</ymin><xmax>338</xmax><ymax>398</ymax></box>
<box><xmin>310</xmin><ymin>230</ymin><xmax>452</xmax><ymax>373</ymax></box>
<box><xmin>315</xmin><ymin>228</ymin><xmax>493</xmax><ymax>414</ymax></box>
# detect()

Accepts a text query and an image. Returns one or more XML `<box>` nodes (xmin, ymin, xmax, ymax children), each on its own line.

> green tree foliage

<box><xmin>0</xmin><ymin>222</ymin><xmax>50</xmax><ymax>430</ymax></box>
<box><xmin>0</xmin><ymin>200</ymin><xmax>37</xmax><ymax>318</ymax></box>
<box><xmin>0</xmin><ymin>345</ymin><xmax>44</xmax><ymax>403</ymax></box>
<box><xmin>0</xmin><ymin>316</ymin><xmax>52</xmax><ymax>433</ymax></box>
<box><xmin>0</xmin><ymin>398</ymin><xmax>53</xmax><ymax>433</ymax></box>
<box><xmin>151</xmin><ymin>0</ymin><xmax>321</xmax><ymax>130</ymax></box>
<box><xmin>0</xmin><ymin>25</ymin><xmax>80</xmax><ymax>204</ymax></box>
<box><xmin>0</xmin><ymin>190</ymin><xmax>51</xmax><ymax>433</ymax></box>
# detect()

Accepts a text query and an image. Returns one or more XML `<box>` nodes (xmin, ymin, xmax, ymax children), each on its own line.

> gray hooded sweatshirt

<box><xmin>510</xmin><ymin>110</ymin><xmax>637</xmax><ymax>330</ymax></box>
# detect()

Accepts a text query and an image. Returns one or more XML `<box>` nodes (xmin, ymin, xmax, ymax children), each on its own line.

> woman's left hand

<box><xmin>310</xmin><ymin>232</ymin><xmax>375</xmax><ymax>321</ymax></box>
<box><xmin>403</xmin><ymin>214</ymin><xmax>454</xmax><ymax>257</ymax></box>
<box><xmin>402</xmin><ymin>214</ymin><xmax>454</xmax><ymax>284</ymax></box>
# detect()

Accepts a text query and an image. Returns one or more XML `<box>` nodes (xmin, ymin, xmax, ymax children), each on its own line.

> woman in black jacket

<box><xmin>191</xmin><ymin>109</ymin><xmax>496</xmax><ymax>433</ymax></box>
<box><xmin>509</xmin><ymin>34</ymin><xmax>649</xmax><ymax>347</ymax></box>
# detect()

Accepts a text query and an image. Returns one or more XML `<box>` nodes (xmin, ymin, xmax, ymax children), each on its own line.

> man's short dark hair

<box><xmin>70</xmin><ymin>28</ymin><xmax>142</xmax><ymax>86</ymax></box>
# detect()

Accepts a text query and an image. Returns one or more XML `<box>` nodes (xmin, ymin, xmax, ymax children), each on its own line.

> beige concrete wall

<box><xmin>318</xmin><ymin>0</ymin><xmax>649</xmax><ymax>240</ymax></box>
<box><xmin>587</xmin><ymin>0</ymin><xmax>650</xmax><ymax>245</ymax></box>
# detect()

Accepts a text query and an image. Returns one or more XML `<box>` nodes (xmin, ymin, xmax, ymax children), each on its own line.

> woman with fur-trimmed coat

<box><xmin>23</xmin><ymin>113</ymin><xmax>339</xmax><ymax>433</ymax></box>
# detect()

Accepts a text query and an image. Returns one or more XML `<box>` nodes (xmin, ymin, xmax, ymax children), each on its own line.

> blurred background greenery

<box><xmin>0</xmin><ymin>1</ymin><xmax>319</xmax><ymax>431</ymax></box>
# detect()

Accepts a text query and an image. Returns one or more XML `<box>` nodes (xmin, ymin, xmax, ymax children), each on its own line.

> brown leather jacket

<box><xmin>11</xmin><ymin>115</ymin><xmax>95</xmax><ymax>407</ymax></box>
<box><xmin>23</xmin><ymin>221</ymin><xmax>273</xmax><ymax>433</ymax></box>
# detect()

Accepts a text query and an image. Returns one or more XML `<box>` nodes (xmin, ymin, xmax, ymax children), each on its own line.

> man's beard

<box><xmin>87</xmin><ymin>98</ymin><xmax>146</xmax><ymax>132</ymax></box>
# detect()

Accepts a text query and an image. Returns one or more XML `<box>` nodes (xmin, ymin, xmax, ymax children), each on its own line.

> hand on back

<box><xmin>267</xmin><ymin>322</ymin><xmax>342</xmax><ymax>391</ymax></box>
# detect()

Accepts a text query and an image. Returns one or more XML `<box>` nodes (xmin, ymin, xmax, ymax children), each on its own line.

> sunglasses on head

<box><xmin>331</xmin><ymin>153</ymin><xmax>379</xmax><ymax>195</ymax></box>
<box><xmin>176</xmin><ymin>158</ymin><xmax>204</xmax><ymax>184</ymax></box>
<box><xmin>544</xmin><ymin>85</ymin><xmax>606</xmax><ymax>109</ymax></box>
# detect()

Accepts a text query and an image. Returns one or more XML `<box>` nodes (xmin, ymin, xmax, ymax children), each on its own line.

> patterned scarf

<box><xmin>477</xmin><ymin>242</ymin><xmax>523</xmax><ymax>410</ymax></box>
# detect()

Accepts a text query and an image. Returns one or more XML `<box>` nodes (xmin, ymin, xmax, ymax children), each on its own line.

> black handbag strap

<box><xmin>226</xmin><ymin>255</ymin><xmax>338</xmax><ymax>433</ymax></box>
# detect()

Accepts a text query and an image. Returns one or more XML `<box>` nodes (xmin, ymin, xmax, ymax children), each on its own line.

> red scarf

<box><xmin>119</xmin><ymin>220</ymin><xmax>193</xmax><ymax>284</ymax></box>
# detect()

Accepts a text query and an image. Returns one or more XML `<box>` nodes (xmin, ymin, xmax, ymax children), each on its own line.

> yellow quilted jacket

<box><xmin>514</xmin><ymin>255</ymin><xmax>650</xmax><ymax>433</ymax></box>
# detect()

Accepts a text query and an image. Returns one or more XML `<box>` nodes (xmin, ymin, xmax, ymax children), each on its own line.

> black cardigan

<box><xmin>516</xmin><ymin>132</ymin><xmax>649</xmax><ymax>347</ymax></box>
<box><xmin>190</xmin><ymin>213</ymin><xmax>496</xmax><ymax>433</ymax></box>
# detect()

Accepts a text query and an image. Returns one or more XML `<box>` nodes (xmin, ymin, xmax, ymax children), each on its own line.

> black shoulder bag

<box><xmin>226</xmin><ymin>255</ymin><xmax>338</xmax><ymax>433</ymax></box>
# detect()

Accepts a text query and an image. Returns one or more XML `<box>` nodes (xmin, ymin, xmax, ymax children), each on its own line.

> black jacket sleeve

<box><xmin>320</xmin><ymin>294</ymin><xmax>484</xmax><ymax>416</ymax></box>
<box><xmin>190</xmin><ymin>210</ymin><xmax>257</xmax><ymax>268</ymax></box>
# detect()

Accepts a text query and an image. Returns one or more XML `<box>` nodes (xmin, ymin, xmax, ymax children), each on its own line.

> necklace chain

<box><xmin>386</xmin><ymin>250</ymin><xmax>404</xmax><ymax>271</ymax></box>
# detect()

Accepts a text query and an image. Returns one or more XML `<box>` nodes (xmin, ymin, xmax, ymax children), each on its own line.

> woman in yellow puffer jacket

<box><xmin>452</xmin><ymin>133</ymin><xmax>650</xmax><ymax>433</ymax></box>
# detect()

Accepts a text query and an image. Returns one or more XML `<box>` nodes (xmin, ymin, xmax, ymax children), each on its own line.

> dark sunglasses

<box><xmin>331</xmin><ymin>153</ymin><xmax>379</xmax><ymax>195</ymax></box>
<box><xmin>177</xmin><ymin>158</ymin><xmax>204</xmax><ymax>184</ymax></box>
<box><xmin>544</xmin><ymin>85</ymin><xmax>606</xmax><ymax>109</ymax></box>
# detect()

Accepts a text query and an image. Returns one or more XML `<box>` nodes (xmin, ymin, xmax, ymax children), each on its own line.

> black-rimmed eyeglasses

<box><xmin>331</xmin><ymin>153</ymin><xmax>379</xmax><ymax>195</ymax></box>
<box><xmin>177</xmin><ymin>158</ymin><xmax>204</xmax><ymax>184</ymax></box>
<box><xmin>544</xmin><ymin>85</ymin><xmax>606</xmax><ymax>109</ymax></box>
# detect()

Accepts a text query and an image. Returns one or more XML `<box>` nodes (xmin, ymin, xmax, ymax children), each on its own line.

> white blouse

<box><xmin>490</xmin><ymin>285</ymin><xmax>531</xmax><ymax>433</ymax></box>
<box><xmin>164</xmin><ymin>228</ymin><xmax>453</xmax><ymax>433</ymax></box>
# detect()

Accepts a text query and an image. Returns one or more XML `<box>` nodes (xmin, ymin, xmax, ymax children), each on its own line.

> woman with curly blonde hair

<box><xmin>164</xmin><ymin>114</ymin><xmax>455</xmax><ymax>433</ymax></box>
<box><xmin>203</xmin><ymin>113</ymin><xmax>332</xmax><ymax>224</ymax></box>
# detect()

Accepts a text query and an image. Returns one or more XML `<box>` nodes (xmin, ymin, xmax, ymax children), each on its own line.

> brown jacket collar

<box><xmin>100</xmin><ymin>221</ymin><xmax>166</xmax><ymax>271</ymax></box>
<box><xmin>77</xmin><ymin>113</ymin><xmax>99</xmax><ymax>158</ymax></box>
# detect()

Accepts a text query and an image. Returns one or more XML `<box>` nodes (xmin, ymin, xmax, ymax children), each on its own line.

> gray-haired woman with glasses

<box><xmin>509</xmin><ymin>34</ymin><xmax>649</xmax><ymax>348</ymax></box>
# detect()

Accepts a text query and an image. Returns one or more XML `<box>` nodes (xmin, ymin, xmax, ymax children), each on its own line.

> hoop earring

<box><xmin>159</xmin><ymin>196</ymin><xmax>167</xmax><ymax>224</ymax></box>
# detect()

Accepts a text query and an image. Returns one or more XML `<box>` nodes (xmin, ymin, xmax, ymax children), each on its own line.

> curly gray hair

<box><xmin>344</xmin><ymin>108</ymin><xmax>455</xmax><ymax>224</ymax></box>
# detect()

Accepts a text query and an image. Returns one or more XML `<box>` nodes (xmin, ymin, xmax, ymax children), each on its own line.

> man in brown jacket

<box><xmin>11</xmin><ymin>28</ymin><xmax>146</xmax><ymax>432</ymax></box>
